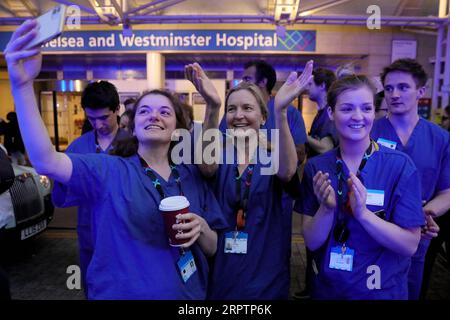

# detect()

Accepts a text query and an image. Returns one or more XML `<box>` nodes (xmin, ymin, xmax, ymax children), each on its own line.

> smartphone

<box><xmin>24</xmin><ymin>4</ymin><xmax>66</xmax><ymax>49</ymax></box>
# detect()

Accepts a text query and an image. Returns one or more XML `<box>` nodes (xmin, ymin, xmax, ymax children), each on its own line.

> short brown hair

<box><xmin>313</xmin><ymin>68</ymin><xmax>336</xmax><ymax>91</ymax></box>
<box><xmin>380</xmin><ymin>59</ymin><xmax>427</xmax><ymax>88</ymax></box>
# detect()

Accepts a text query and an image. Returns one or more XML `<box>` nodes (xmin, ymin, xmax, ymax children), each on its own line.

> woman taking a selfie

<box><xmin>5</xmin><ymin>19</ymin><xmax>226</xmax><ymax>300</ymax></box>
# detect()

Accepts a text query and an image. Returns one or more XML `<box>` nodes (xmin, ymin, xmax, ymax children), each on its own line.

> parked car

<box><xmin>0</xmin><ymin>145</ymin><xmax>54</xmax><ymax>241</ymax></box>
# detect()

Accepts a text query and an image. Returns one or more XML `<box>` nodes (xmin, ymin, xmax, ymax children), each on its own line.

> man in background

<box><xmin>54</xmin><ymin>81</ymin><xmax>129</xmax><ymax>297</ymax></box>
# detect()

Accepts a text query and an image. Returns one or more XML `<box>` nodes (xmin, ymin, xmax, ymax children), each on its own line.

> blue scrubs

<box><xmin>294</xmin><ymin>146</ymin><xmax>425</xmax><ymax>299</ymax></box>
<box><xmin>371</xmin><ymin>117</ymin><xmax>450</xmax><ymax>299</ymax></box>
<box><xmin>62</xmin><ymin>129</ymin><xmax>128</xmax><ymax>295</ymax></box>
<box><xmin>219</xmin><ymin>98</ymin><xmax>307</xmax><ymax>293</ymax></box>
<box><xmin>53</xmin><ymin>153</ymin><xmax>226</xmax><ymax>299</ymax></box>
<box><xmin>208</xmin><ymin>145</ymin><xmax>299</xmax><ymax>299</ymax></box>
<box><xmin>307</xmin><ymin>108</ymin><xmax>338</xmax><ymax>158</ymax></box>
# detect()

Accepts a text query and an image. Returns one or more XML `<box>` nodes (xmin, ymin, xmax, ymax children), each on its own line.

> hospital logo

<box><xmin>278</xmin><ymin>30</ymin><xmax>316</xmax><ymax>51</ymax></box>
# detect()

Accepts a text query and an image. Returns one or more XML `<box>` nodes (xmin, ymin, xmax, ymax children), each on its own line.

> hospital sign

<box><xmin>0</xmin><ymin>29</ymin><xmax>316</xmax><ymax>52</ymax></box>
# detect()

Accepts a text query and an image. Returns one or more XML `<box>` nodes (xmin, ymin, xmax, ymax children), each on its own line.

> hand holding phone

<box><xmin>23</xmin><ymin>4</ymin><xmax>66</xmax><ymax>50</ymax></box>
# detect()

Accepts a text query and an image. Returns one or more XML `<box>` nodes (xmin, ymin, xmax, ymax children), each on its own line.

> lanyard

<box><xmin>334</xmin><ymin>140</ymin><xmax>379</xmax><ymax>243</ymax></box>
<box><xmin>138</xmin><ymin>156</ymin><xmax>183</xmax><ymax>200</ymax></box>
<box><xmin>138</xmin><ymin>155</ymin><xmax>187</xmax><ymax>258</ymax></box>
<box><xmin>235</xmin><ymin>164</ymin><xmax>254</xmax><ymax>230</ymax></box>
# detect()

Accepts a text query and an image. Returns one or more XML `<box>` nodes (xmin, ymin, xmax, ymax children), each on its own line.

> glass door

<box><xmin>40</xmin><ymin>91</ymin><xmax>83</xmax><ymax>152</ymax></box>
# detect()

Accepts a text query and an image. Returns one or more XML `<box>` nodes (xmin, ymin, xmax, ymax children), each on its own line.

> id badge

<box><xmin>224</xmin><ymin>231</ymin><xmax>248</xmax><ymax>254</ymax></box>
<box><xmin>377</xmin><ymin>138</ymin><xmax>397</xmax><ymax>150</ymax></box>
<box><xmin>177</xmin><ymin>250</ymin><xmax>197</xmax><ymax>283</ymax></box>
<box><xmin>366</xmin><ymin>189</ymin><xmax>385</xmax><ymax>206</ymax></box>
<box><xmin>329</xmin><ymin>246</ymin><xmax>354</xmax><ymax>272</ymax></box>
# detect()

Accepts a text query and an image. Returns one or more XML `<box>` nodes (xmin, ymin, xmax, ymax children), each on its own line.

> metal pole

<box><xmin>298</xmin><ymin>0</ymin><xmax>353</xmax><ymax>16</ymax></box>
<box><xmin>0</xmin><ymin>14</ymin><xmax>445</xmax><ymax>26</ymax></box>
<box><xmin>443</xmin><ymin>10</ymin><xmax>450</xmax><ymax>108</ymax></box>
<box><xmin>140</xmin><ymin>0</ymin><xmax>186</xmax><ymax>16</ymax></box>
<box><xmin>432</xmin><ymin>25</ymin><xmax>444</xmax><ymax>110</ymax></box>
<box><xmin>52</xmin><ymin>0</ymin><xmax>97</xmax><ymax>14</ymax></box>
<box><xmin>52</xmin><ymin>91</ymin><xmax>60</xmax><ymax>152</ymax></box>
<box><xmin>296</xmin><ymin>15</ymin><xmax>443</xmax><ymax>21</ymax></box>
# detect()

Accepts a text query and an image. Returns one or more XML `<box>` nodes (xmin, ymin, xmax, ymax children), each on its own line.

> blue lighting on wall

<box><xmin>232</xmin><ymin>79</ymin><xmax>241</xmax><ymax>88</ymax></box>
<box><xmin>60</xmin><ymin>80</ymin><xmax>66</xmax><ymax>92</ymax></box>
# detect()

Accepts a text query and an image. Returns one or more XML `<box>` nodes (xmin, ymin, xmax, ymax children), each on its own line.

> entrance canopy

<box><xmin>0</xmin><ymin>0</ymin><xmax>445</xmax><ymax>27</ymax></box>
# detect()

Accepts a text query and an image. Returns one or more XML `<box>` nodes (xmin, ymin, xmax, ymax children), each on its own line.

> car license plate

<box><xmin>21</xmin><ymin>220</ymin><xmax>47</xmax><ymax>240</ymax></box>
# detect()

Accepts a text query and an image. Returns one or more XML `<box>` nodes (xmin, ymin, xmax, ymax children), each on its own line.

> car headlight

<box><xmin>39</xmin><ymin>175</ymin><xmax>51</xmax><ymax>189</ymax></box>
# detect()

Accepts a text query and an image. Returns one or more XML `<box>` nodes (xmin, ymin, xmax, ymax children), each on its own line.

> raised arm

<box><xmin>5</xmin><ymin>19</ymin><xmax>72</xmax><ymax>183</ymax></box>
<box><xmin>185</xmin><ymin>63</ymin><xmax>222</xmax><ymax>177</ymax></box>
<box><xmin>273</xmin><ymin>60</ymin><xmax>313</xmax><ymax>181</ymax></box>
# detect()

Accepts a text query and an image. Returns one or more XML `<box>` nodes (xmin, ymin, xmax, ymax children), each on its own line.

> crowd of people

<box><xmin>1</xmin><ymin>18</ymin><xmax>449</xmax><ymax>300</ymax></box>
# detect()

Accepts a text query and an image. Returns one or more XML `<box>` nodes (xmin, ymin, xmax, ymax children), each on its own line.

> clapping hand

<box><xmin>347</xmin><ymin>173</ymin><xmax>368</xmax><ymax>220</ymax></box>
<box><xmin>274</xmin><ymin>60</ymin><xmax>313</xmax><ymax>113</ymax></box>
<box><xmin>313</xmin><ymin>171</ymin><xmax>336</xmax><ymax>210</ymax></box>
<box><xmin>185</xmin><ymin>63</ymin><xmax>221</xmax><ymax>109</ymax></box>
<box><xmin>421</xmin><ymin>210</ymin><xmax>440</xmax><ymax>240</ymax></box>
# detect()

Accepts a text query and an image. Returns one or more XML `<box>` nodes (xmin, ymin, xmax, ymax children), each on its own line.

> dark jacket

<box><xmin>0</xmin><ymin>119</ymin><xmax>25</xmax><ymax>154</ymax></box>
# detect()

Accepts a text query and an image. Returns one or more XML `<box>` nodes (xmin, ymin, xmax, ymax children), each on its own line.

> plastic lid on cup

<box><xmin>159</xmin><ymin>195</ymin><xmax>190</xmax><ymax>212</ymax></box>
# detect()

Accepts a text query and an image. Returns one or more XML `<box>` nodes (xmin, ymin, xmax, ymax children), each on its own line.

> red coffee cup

<box><xmin>159</xmin><ymin>195</ymin><xmax>190</xmax><ymax>247</ymax></box>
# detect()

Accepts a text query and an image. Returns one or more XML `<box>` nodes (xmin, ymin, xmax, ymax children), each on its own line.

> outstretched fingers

<box><xmin>185</xmin><ymin>63</ymin><xmax>206</xmax><ymax>90</ymax></box>
<box><xmin>296</xmin><ymin>60</ymin><xmax>314</xmax><ymax>87</ymax></box>
<box><xmin>7</xmin><ymin>19</ymin><xmax>37</xmax><ymax>45</ymax></box>
<box><xmin>285</xmin><ymin>71</ymin><xmax>298</xmax><ymax>85</ymax></box>
<box><xmin>184</xmin><ymin>64</ymin><xmax>194</xmax><ymax>83</ymax></box>
<box><xmin>5</xmin><ymin>49</ymin><xmax>40</xmax><ymax>65</ymax></box>
<box><xmin>5</xmin><ymin>20</ymin><xmax>38</xmax><ymax>54</ymax></box>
